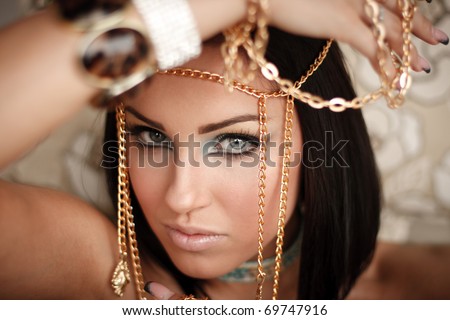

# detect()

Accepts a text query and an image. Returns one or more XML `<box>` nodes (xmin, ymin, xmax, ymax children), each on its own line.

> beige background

<box><xmin>1</xmin><ymin>0</ymin><xmax>449</xmax><ymax>243</ymax></box>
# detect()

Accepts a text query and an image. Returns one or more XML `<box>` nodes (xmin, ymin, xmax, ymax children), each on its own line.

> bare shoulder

<box><xmin>0</xmin><ymin>180</ymin><xmax>129</xmax><ymax>299</ymax></box>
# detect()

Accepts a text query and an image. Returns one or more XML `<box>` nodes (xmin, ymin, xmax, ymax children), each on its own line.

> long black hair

<box><xmin>103</xmin><ymin>27</ymin><xmax>381</xmax><ymax>299</ymax></box>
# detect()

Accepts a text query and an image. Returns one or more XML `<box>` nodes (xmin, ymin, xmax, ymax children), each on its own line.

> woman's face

<box><xmin>126</xmin><ymin>45</ymin><xmax>303</xmax><ymax>279</ymax></box>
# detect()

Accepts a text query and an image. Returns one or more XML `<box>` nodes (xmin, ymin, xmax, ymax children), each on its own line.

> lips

<box><xmin>165</xmin><ymin>225</ymin><xmax>225</xmax><ymax>252</ymax></box>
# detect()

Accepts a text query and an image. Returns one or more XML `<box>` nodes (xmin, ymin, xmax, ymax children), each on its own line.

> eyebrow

<box><xmin>125</xmin><ymin>106</ymin><xmax>165</xmax><ymax>132</ymax></box>
<box><xmin>198</xmin><ymin>114</ymin><xmax>260</xmax><ymax>134</ymax></box>
<box><xmin>125</xmin><ymin>106</ymin><xmax>261</xmax><ymax>134</ymax></box>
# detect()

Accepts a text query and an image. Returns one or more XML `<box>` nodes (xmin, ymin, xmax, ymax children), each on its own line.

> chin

<box><xmin>170</xmin><ymin>255</ymin><xmax>236</xmax><ymax>280</ymax></box>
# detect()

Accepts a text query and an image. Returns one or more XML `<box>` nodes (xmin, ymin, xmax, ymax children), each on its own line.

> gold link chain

<box><xmin>234</xmin><ymin>0</ymin><xmax>416</xmax><ymax>111</ymax></box>
<box><xmin>111</xmin><ymin>105</ymin><xmax>132</xmax><ymax>297</ymax></box>
<box><xmin>113</xmin><ymin>104</ymin><xmax>146</xmax><ymax>300</ymax></box>
<box><xmin>272</xmin><ymin>95</ymin><xmax>294</xmax><ymax>300</ymax></box>
<box><xmin>221</xmin><ymin>0</ymin><xmax>263</xmax><ymax>88</ymax></box>
<box><xmin>256</xmin><ymin>95</ymin><xmax>268</xmax><ymax>300</ymax></box>
<box><xmin>126</xmin><ymin>202</ymin><xmax>146</xmax><ymax>299</ymax></box>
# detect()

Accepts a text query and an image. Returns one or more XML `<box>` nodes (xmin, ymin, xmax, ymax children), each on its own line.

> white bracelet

<box><xmin>132</xmin><ymin>0</ymin><xmax>202</xmax><ymax>70</ymax></box>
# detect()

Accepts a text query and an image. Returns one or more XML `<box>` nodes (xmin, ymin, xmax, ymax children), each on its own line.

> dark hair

<box><xmin>103</xmin><ymin>27</ymin><xmax>381</xmax><ymax>299</ymax></box>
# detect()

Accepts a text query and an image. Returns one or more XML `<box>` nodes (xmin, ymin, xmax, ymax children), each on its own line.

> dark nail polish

<box><xmin>426</xmin><ymin>0</ymin><xmax>432</xmax><ymax>3</ymax></box>
<box><xmin>433</xmin><ymin>28</ymin><xmax>449</xmax><ymax>45</ymax></box>
<box><xmin>418</xmin><ymin>56</ymin><xmax>432</xmax><ymax>73</ymax></box>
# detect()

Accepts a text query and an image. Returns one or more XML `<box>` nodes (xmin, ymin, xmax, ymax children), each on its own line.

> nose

<box><xmin>164</xmin><ymin>150</ymin><xmax>211</xmax><ymax>215</ymax></box>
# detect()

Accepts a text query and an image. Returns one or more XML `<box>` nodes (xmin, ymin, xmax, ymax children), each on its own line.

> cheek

<box><xmin>213</xmin><ymin>167</ymin><xmax>260</xmax><ymax>229</ymax></box>
<box><xmin>127</xmin><ymin>149</ymin><xmax>169</xmax><ymax>214</ymax></box>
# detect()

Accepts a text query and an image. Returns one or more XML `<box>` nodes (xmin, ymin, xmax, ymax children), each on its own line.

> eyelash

<box><xmin>127</xmin><ymin>125</ymin><xmax>172</xmax><ymax>148</ymax></box>
<box><xmin>127</xmin><ymin>125</ymin><xmax>260</xmax><ymax>157</ymax></box>
<box><xmin>212</xmin><ymin>131</ymin><xmax>260</xmax><ymax>157</ymax></box>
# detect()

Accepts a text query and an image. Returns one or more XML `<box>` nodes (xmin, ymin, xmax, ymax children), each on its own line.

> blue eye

<box><xmin>209</xmin><ymin>133</ymin><xmax>259</xmax><ymax>156</ymax></box>
<box><xmin>128</xmin><ymin>125</ymin><xmax>172</xmax><ymax>147</ymax></box>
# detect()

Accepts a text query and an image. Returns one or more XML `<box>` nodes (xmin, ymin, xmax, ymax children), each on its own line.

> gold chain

<box><xmin>389</xmin><ymin>0</ymin><xmax>414</xmax><ymax>106</ymax></box>
<box><xmin>126</xmin><ymin>198</ymin><xmax>146</xmax><ymax>299</ymax></box>
<box><xmin>112</xmin><ymin>104</ymin><xmax>146</xmax><ymax>300</ymax></box>
<box><xmin>272</xmin><ymin>95</ymin><xmax>294</xmax><ymax>300</ymax></box>
<box><xmin>111</xmin><ymin>105</ymin><xmax>131</xmax><ymax>297</ymax></box>
<box><xmin>159</xmin><ymin>35</ymin><xmax>331</xmax><ymax>98</ymax></box>
<box><xmin>256</xmin><ymin>95</ymin><xmax>268</xmax><ymax>300</ymax></box>
<box><xmin>160</xmin><ymin>68</ymin><xmax>283</xmax><ymax>98</ymax></box>
<box><xmin>365</xmin><ymin>0</ymin><xmax>415</xmax><ymax>108</ymax></box>
<box><xmin>221</xmin><ymin>0</ymin><xmax>265</xmax><ymax>88</ymax></box>
<box><xmin>294</xmin><ymin>41</ymin><xmax>333</xmax><ymax>89</ymax></box>
<box><xmin>232</xmin><ymin>0</ymin><xmax>416</xmax><ymax>111</ymax></box>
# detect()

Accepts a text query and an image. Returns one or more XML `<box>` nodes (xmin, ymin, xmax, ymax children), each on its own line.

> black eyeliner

<box><xmin>213</xmin><ymin>131</ymin><xmax>260</xmax><ymax>157</ymax></box>
<box><xmin>127</xmin><ymin>124</ymin><xmax>172</xmax><ymax>149</ymax></box>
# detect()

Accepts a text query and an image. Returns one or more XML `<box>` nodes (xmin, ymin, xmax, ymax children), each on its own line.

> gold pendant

<box><xmin>111</xmin><ymin>259</ymin><xmax>131</xmax><ymax>297</ymax></box>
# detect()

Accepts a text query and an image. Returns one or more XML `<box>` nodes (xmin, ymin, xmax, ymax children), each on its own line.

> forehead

<box><xmin>126</xmin><ymin>45</ymin><xmax>285</xmax><ymax>130</ymax></box>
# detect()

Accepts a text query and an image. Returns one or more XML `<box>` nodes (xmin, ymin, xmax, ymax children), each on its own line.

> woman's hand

<box><xmin>267</xmin><ymin>0</ymin><xmax>448</xmax><ymax>73</ymax></box>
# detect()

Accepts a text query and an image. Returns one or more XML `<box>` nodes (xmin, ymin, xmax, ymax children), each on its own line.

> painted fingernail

<box><xmin>144</xmin><ymin>282</ymin><xmax>174</xmax><ymax>299</ymax></box>
<box><xmin>433</xmin><ymin>27</ymin><xmax>449</xmax><ymax>45</ymax></box>
<box><xmin>418</xmin><ymin>56</ymin><xmax>431</xmax><ymax>73</ymax></box>
<box><xmin>426</xmin><ymin>0</ymin><xmax>432</xmax><ymax>3</ymax></box>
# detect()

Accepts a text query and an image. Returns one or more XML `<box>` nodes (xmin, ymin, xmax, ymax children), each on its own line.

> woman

<box><xmin>0</xmin><ymin>0</ymin><xmax>445</xmax><ymax>299</ymax></box>
<box><xmin>103</xmin><ymin>30</ymin><xmax>380</xmax><ymax>300</ymax></box>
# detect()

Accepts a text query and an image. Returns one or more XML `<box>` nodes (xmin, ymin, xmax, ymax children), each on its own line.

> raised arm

<box><xmin>0</xmin><ymin>1</ymin><xmax>247</xmax><ymax>170</ymax></box>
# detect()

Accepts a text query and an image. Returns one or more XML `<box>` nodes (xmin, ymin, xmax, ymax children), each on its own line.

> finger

<box><xmin>376</xmin><ymin>0</ymin><xmax>449</xmax><ymax>45</ymax></box>
<box><xmin>391</xmin><ymin>44</ymin><xmax>431</xmax><ymax>73</ymax></box>
<box><xmin>339</xmin><ymin>15</ymin><xmax>397</xmax><ymax>79</ymax></box>
<box><xmin>412</xmin><ymin>11</ymin><xmax>449</xmax><ymax>45</ymax></box>
<box><xmin>360</xmin><ymin>4</ymin><xmax>431</xmax><ymax>73</ymax></box>
<box><xmin>408</xmin><ymin>44</ymin><xmax>432</xmax><ymax>73</ymax></box>
<box><xmin>409</xmin><ymin>44</ymin><xmax>431</xmax><ymax>73</ymax></box>
<box><xmin>379</xmin><ymin>9</ymin><xmax>429</xmax><ymax>72</ymax></box>
<box><xmin>144</xmin><ymin>281</ymin><xmax>183</xmax><ymax>300</ymax></box>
